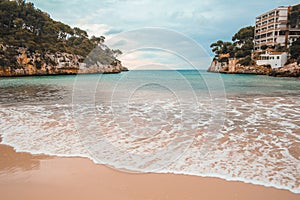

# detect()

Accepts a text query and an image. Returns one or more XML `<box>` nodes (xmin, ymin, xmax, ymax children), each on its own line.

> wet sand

<box><xmin>0</xmin><ymin>144</ymin><xmax>299</xmax><ymax>200</ymax></box>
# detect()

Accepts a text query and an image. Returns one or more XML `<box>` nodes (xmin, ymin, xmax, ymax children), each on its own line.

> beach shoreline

<box><xmin>0</xmin><ymin>144</ymin><xmax>299</xmax><ymax>200</ymax></box>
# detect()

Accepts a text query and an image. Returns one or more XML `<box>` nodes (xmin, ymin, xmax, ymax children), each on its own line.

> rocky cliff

<box><xmin>269</xmin><ymin>62</ymin><xmax>300</xmax><ymax>77</ymax></box>
<box><xmin>0</xmin><ymin>45</ymin><xmax>128</xmax><ymax>77</ymax></box>
<box><xmin>208</xmin><ymin>59</ymin><xmax>300</xmax><ymax>77</ymax></box>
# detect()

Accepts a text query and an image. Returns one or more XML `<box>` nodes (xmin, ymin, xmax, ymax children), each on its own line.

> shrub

<box><xmin>218</xmin><ymin>57</ymin><xmax>229</xmax><ymax>63</ymax></box>
<box><xmin>238</xmin><ymin>56</ymin><xmax>253</xmax><ymax>66</ymax></box>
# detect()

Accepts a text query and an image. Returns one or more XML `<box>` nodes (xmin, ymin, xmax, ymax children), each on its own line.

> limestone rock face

<box><xmin>208</xmin><ymin>59</ymin><xmax>300</xmax><ymax>77</ymax></box>
<box><xmin>269</xmin><ymin>62</ymin><xmax>300</xmax><ymax>77</ymax></box>
<box><xmin>0</xmin><ymin>45</ymin><xmax>127</xmax><ymax>77</ymax></box>
<box><xmin>208</xmin><ymin>59</ymin><xmax>271</xmax><ymax>75</ymax></box>
<box><xmin>207</xmin><ymin>60</ymin><xmax>228</xmax><ymax>73</ymax></box>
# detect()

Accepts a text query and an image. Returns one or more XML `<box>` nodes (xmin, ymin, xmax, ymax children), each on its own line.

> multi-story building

<box><xmin>254</xmin><ymin>5</ymin><xmax>300</xmax><ymax>51</ymax></box>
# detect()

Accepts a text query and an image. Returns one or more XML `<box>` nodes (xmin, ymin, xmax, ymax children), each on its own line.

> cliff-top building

<box><xmin>254</xmin><ymin>4</ymin><xmax>300</xmax><ymax>52</ymax></box>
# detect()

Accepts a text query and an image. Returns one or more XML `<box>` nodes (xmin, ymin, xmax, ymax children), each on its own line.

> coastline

<box><xmin>0</xmin><ymin>44</ymin><xmax>128</xmax><ymax>77</ymax></box>
<box><xmin>0</xmin><ymin>70</ymin><xmax>126</xmax><ymax>78</ymax></box>
<box><xmin>1</xmin><ymin>144</ymin><xmax>299</xmax><ymax>200</ymax></box>
<box><xmin>207</xmin><ymin>60</ymin><xmax>300</xmax><ymax>77</ymax></box>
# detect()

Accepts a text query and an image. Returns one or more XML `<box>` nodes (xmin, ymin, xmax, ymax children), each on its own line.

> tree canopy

<box><xmin>0</xmin><ymin>0</ymin><xmax>120</xmax><ymax>60</ymax></box>
<box><xmin>290</xmin><ymin>4</ymin><xmax>300</xmax><ymax>29</ymax></box>
<box><xmin>232</xmin><ymin>26</ymin><xmax>254</xmax><ymax>44</ymax></box>
<box><xmin>290</xmin><ymin>38</ymin><xmax>300</xmax><ymax>63</ymax></box>
<box><xmin>210</xmin><ymin>26</ymin><xmax>254</xmax><ymax>65</ymax></box>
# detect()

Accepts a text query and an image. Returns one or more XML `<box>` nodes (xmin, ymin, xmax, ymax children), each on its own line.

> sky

<box><xmin>30</xmin><ymin>0</ymin><xmax>300</xmax><ymax>69</ymax></box>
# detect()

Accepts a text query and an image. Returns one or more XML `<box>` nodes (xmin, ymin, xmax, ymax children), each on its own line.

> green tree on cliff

<box><xmin>0</xmin><ymin>0</ymin><xmax>121</xmax><ymax>68</ymax></box>
<box><xmin>210</xmin><ymin>26</ymin><xmax>254</xmax><ymax>65</ymax></box>
<box><xmin>232</xmin><ymin>26</ymin><xmax>254</xmax><ymax>45</ymax></box>
<box><xmin>290</xmin><ymin>38</ymin><xmax>300</xmax><ymax>64</ymax></box>
<box><xmin>290</xmin><ymin>4</ymin><xmax>300</xmax><ymax>29</ymax></box>
<box><xmin>210</xmin><ymin>40</ymin><xmax>234</xmax><ymax>61</ymax></box>
<box><xmin>232</xmin><ymin>26</ymin><xmax>254</xmax><ymax>63</ymax></box>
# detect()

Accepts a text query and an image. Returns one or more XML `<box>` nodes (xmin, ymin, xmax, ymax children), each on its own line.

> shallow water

<box><xmin>0</xmin><ymin>70</ymin><xmax>299</xmax><ymax>193</ymax></box>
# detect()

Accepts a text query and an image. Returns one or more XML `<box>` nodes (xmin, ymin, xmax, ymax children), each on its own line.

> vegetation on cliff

<box><xmin>210</xmin><ymin>25</ymin><xmax>300</xmax><ymax>67</ymax></box>
<box><xmin>210</xmin><ymin>26</ymin><xmax>255</xmax><ymax>66</ymax></box>
<box><xmin>0</xmin><ymin>0</ymin><xmax>122</xmax><ymax>72</ymax></box>
<box><xmin>290</xmin><ymin>4</ymin><xmax>300</xmax><ymax>29</ymax></box>
<box><xmin>209</xmin><ymin>25</ymin><xmax>300</xmax><ymax>77</ymax></box>
<box><xmin>290</xmin><ymin>38</ymin><xmax>300</xmax><ymax>64</ymax></box>
<box><xmin>208</xmin><ymin>3</ymin><xmax>300</xmax><ymax>77</ymax></box>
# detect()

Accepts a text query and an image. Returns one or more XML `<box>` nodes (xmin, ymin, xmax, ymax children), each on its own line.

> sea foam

<box><xmin>0</xmin><ymin>96</ymin><xmax>299</xmax><ymax>193</ymax></box>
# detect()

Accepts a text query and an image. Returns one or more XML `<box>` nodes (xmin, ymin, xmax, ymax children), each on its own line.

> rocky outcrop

<box><xmin>269</xmin><ymin>62</ymin><xmax>300</xmax><ymax>77</ymax></box>
<box><xmin>208</xmin><ymin>59</ymin><xmax>300</xmax><ymax>77</ymax></box>
<box><xmin>0</xmin><ymin>45</ymin><xmax>128</xmax><ymax>77</ymax></box>
<box><xmin>207</xmin><ymin>60</ymin><xmax>229</xmax><ymax>73</ymax></box>
<box><xmin>208</xmin><ymin>59</ymin><xmax>271</xmax><ymax>75</ymax></box>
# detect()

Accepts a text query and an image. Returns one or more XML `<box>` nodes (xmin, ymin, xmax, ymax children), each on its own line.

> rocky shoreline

<box><xmin>208</xmin><ymin>59</ymin><xmax>300</xmax><ymax>77</ymax></box>
<box><xmin>0</xmin><ymin>45</ymin><xmax>128</xmax><ymax>77</ymax></box>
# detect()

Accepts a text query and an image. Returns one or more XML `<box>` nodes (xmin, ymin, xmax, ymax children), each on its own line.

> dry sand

<box><xmin>0</xmin><ymin>144</ymin><xmax>299</xmax><ymax>200</ymax></box>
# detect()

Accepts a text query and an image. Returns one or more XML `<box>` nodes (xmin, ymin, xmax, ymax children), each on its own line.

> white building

<box><xmin>256</xmin><ymin>52</ymin><xmax>288</xmax><ymax>68</ymax></box>
<box><xmin>254</xmin><ymin>5</ymin><xmax>300</xmax><ymax>51</ymax></box>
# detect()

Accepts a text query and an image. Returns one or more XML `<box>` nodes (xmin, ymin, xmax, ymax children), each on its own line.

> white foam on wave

<box><xmin>0</xmin><ymin>96</ymin><xmax>300</xmax><ymax>194</ymax></box>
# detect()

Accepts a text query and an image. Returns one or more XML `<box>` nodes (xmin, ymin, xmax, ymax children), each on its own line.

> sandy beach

<box><xmin>0</xmin><ymin>144</ymin><xmax>299</xmax><ymax>200</ymax></box>
<box><xmin>1</xmin><ymin>0</ymin><xmax>300</xmax><ymax>199</ymax></box>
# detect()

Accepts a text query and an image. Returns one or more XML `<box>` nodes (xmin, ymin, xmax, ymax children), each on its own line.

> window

<box><xmin>279</xmin><ymin>31</ymin><xmax>285</xmax><ymax>36</ymax></box>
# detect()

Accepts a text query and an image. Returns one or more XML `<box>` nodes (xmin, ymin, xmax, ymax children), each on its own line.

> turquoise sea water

<box><xmin>0</xmin><ymin>70</ymin><xmax>299</xmax><ymax>104</ymax></box>
<box><xmin>0</xmin><ymin>70</ymin><xmax>299</xmax><ymax>193</ymax></box>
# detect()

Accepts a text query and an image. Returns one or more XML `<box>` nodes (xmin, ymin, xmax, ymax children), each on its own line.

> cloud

<box><xmin>105</xmin><ymin>28</ymin><xmax>212</xmax><ymax>69</ymax></box>
<box><xmin>72</xmin><ymin>23</ymin><xmax>111</xmax><ymax>37</ymax></box>
<box><xmin>119</xmin><ymin>50</ymin><xmax>192</xmax><ymax>70</ymax></box>
<box><xmin>31</xmin><ymin>0</ymin><xmax>300</xmax><ymax>40</ymax></box>
<box><xmin>104</xmin><ymin>28</ymin><xmax>123</xmax><ymax>36</ymax></box>
<box><xmin>29</xmin><ymin>0</ymin><xmax>300</xmax><ymax>68</ymax></box>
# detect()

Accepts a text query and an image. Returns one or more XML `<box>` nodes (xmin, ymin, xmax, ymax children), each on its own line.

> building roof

<box><xmin>260</xmin><ymin>51</ymin><xmax>287</xmax><ymax>56</ymax></box>
<box><xmin>270</xmin><ymin>52</ymin><xmax>287</xmax><ymax>55</ymax></box>
<box><xmin>256</xmin><ymin>6</ymin><xmax>288</xmax><ymax>19</ymax></box>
